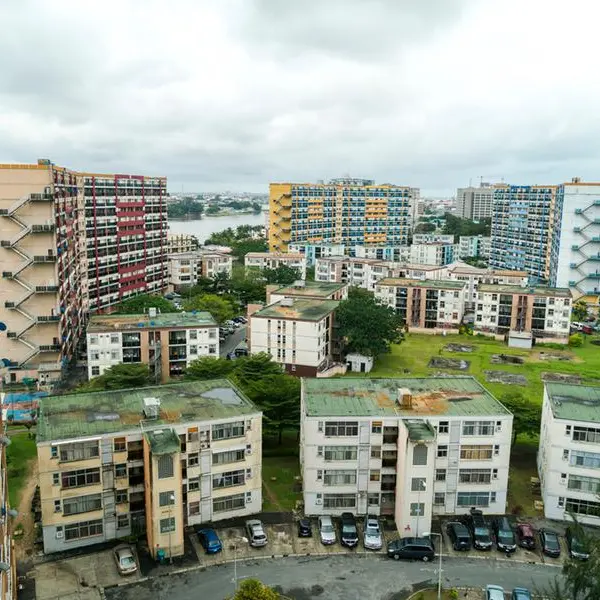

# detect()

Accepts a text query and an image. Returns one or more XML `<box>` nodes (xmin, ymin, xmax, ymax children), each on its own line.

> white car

<box><xmin>318</xmin><ymin>515</ymin><xmax>336</xmax><ymax>545</ymax></box>
<box><xmin>486</xmin><ymin>585</ymin><xmax>505</xmax><ymax>600</ymax></box>
<box><xmin>363</xmin><ymin>515</ymin><xmax>382</xmax><ymax>550</ymax></box>
<box><xmin>245</xmin><ymin>519</ymin><xmax>268</xmax><ymax>547</ymax></box>
<box><xmin>113</xmin><ymin>544</ymin><xmax>137</xmax><ymax>576</ymax></box>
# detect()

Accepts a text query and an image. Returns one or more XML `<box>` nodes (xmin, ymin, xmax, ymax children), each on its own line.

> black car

<box><xmin>447</xmin><ymin>522</ymin><xmax>471</xmax><ymax>551</ymax></box>
<box><xmin>339</xmin><ymin>512</ymin><xmax>359</xmax><ymax>548</ymax></box>
<box><xmin>297</xmin><ymin>518</ymin><xmax>312</xmax><ymax>538</ymax></box>
<box><xmin>387</xmin><ymin>537</ymin><xmax>435</xmax><ymax>562</ymax></box>
<box><xmin>493</xmin><ymin>517</ymin><xmax>517</xmax><ymax>554</ymax></box>
<box><xmin>566</xmin><ymin>526</ymin><xmax>589</xmax><ymax>560</ymax></box>
<box><xmin>539</xmin><ymin>529</ymin><xmax>561</xmax><ymax>558</ymax></box>
<box><xmin>463</xmin><ymin>509</ymin><xmax>493</xmax><ymax>551</ymax></box>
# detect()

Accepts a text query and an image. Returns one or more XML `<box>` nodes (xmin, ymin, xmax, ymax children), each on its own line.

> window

<box><xmin>160</xmin><ymin>517</ymin><xmax>176</xmax><ymax>533</ymax></box>
<box><xmin>115</xmin><ymin>464</ymin><xmax>127</xmax><ymax>478</ymax></box>
<box><xmin>457</xmin><ymin>492</ymin><xmax>491</xmax><ymax>507</ymax></box>
<box><xmin>59</xmin><ymin>441</ymin><xmax>100</xmax><ymax>462</ymax></box>
<box><xmin>213</xmin><ymin>493</ymin><xmax>245</xmax><ymax>513</ymax></box>
<box><xmin>368</xmin><ymin>493</ymin><xmax>380</xmax><ymax>506</ymax></box>
<box><xmin>51</xmin><ymin>446</ymin><xmax>58</xmax><ymax>459</ymax></box>
<box><xmin>323</xmin><ymin>494</ymin><xmax>356</xmax><ymax>509</ymax></box>
<box><xmin>110</xmin><ymin>334</ymin><xmax>119</xmax><ymax>344</ymax></box>
<box><xmin>212</xmin><ymin>449</ymin><xmax>245</xmax><ymax>465</ymax></box>
<box><xmin>435</xmin><ymin>469</ymin><xmax>446</xmax><ymax>482</ymax></box>
<box><xmin>565</xmin><ymin>497</ymin><xmax>600</xmax><ymax>517</ymax></box>
<box><xmin>159</xmin><ymin>491</ymin><xmax>175</xmax><ymax>506</ymax></box>
<box><xmin>412</xmin><ymin>445</ymin><xmax>428</xmax><ymax>466</ymax></box>
<box><xmin>410</xmin><ymin>502</ymin><xmax>425</xmax><ymax>516</ymax></box>
<box><xmin>573</xmin><ymin>426</ymin><xmax>600</xmax><ymax>444</ymax></box>
<box><xmin>188</xmin><ymin>477</ymin><xmax>200</xmax><ymax>491</ymax></box>
<box><xmin>158</xmin><ymin>455</ymin><xmax>174</xmax><ymax>479</ymax></box>
<box><xmin>462</xmin><ymin>421</ymin><xmax>494</xmax><ymax>436</ymax></box>
<box><xmin>411</xmin><ymin>477</ymin><xmax>426</xmax><ymax>491</ymax></box>
<box><xmin>91</xmin><ymin>366</ymin><xmax>100</xmax><ymax>376</ymax></box>
<box><xmin>188</xmin><ymin>453</ymin><xmax>199</xmax><ymax>467</ymax></box>
<box><xmin>438</xmin><ymin>421</ymin><xmax>449</xmax><ymax>434</ymax></box>
<box><xmin>434</xmin><ymin>492</ymin><xmax>445</xmax><ymax>505</ymax></box>
<box><xmin>370</xmin><ymin>470</ymin><xmax>380</xmax><ymax>482</ymax></box>
<box><xmin>114</xmin><ymin>438</ymin><xmax>126</xmax><ymax>453</ymax></box>
<box><xmin>323</xmin><ymin>470</ymin><xmax>357</xmax><ymax>486</ymax></box>
<box><xmin>188</xmin><ymin>427</ymin><xmax>199</xmax><ymax>442</ymax></box>
<box><xmin>116</xmin><ymin>490</ymin><xmax>128</xmax><ymax>504</ymax></box>
<box><xmin>212</xmin><ymin>421</ymin><xmax>245</xmax><ymax>440</ymax></box>
<box><xmin>53</xmin><ymin>473</ymin><xmax>60</xmax><ymax>485</ymax></box>
<box><xmin>324</xmin><ymin>422</ymin><xmax>359</xmax><ymax>437</ymax></box>
<box><xmin>212</xmin><ymin>470</ymin><xmax>245</xmax><ymax>489</ymax></box>
<box><xmin>437</xmin><ymin>445</ymin><xmax>448</xmax><ymax>458</ymax></box>
<box><xmin>371</xmin><ymin>421</ymin><xmax>382</xmax><ymax>434</ymax></box>
<box><xmin>89</xmin><ymin>335</ymin><xmax>98</xmax><ymax>345</ymax></box>
<box><xmin>189</xmin><ymin>330</ymin><xmax>197</xmax><ymax>340</ymax></box>
<box><xmin>54</xmin><ymin>500</ymin><xmax>61</xmax><ymax>512</ymax></box>
<box><xmin>63</xmin><ymin>494</ymin><xmax>102</xmax><ymax>516</ymax></box>
<box><xmin>190</xmin><ymin>345</ymin><xmax>197</xmax><ymax>355</ymax></box>
<box><xmin>563</xmin><ymin>449</ymin><xmax>570</xmax><ymax>461</ymax></box>
<box><xmin>324</xmin><ymin>446</ymin><xmax>358</xmax><ymax>461</ymax></box>
<box><xmin>570</xmin><ymin>450</ymin><xmax>600</xmax><ymax>469</ymax></box>
<box><xmin>189</xmin><ymin>501</ymin><xmax>200</xmax><ymax>516</ymax></box>
<box><xmin>117</xmin><ymin>515</ymin><xmax>129</xmax><ymax>529</ymax></box>
<box><xmin>459</xmin><ymin>469</ymin><xmax>491</xmax><ymax>484</ymax></box>
<box><xmin>65</xmin><ymin>519</ymin><xmax>103</xmax><ymax>541</ymax></box>
<box><xmin>91</xmin><ymin>352</ymin><xmax>99</xmax><ymax>361</ymax></box>
<box><xmin>568</xmin><ymin>475</ymin><xmax>600</xmax><ymax>493</ymax></box>
<box><xmin>370</xmin><ymin>446</ymin><xmax>381</xmax><ymax>459</ymax></box>
<box><xmin>566</xmin><ymin>425</ymin><xmax>572</xmax><ymax>436</ymax></box>
<box><xmin>61</xmin><ymin>468</ymin><xmax>101</xmax><ymax>489</ymax></box>
<box><xmin>460</xmin><ymin>445</ymin><xmax>493</xmax><ymax>460</ymax></box>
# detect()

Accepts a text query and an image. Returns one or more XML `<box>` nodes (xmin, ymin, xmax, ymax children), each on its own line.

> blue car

<box><xmin>512</xmin><ymin>588</ymin><xmax>532</xmax><ymax>600</ymax></box>
<box><xmin>196</xmin><ymin>527</ymin><xmax>222</xmax><ymax>554</ymax></box>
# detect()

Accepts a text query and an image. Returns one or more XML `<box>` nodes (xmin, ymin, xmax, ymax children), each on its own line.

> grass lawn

<box><xmin>6</xmin><ymin>433</ymin><xmax>37</xmax><ymax>507</ymax></box>
<box><xmin>508</xmin><ymin>437</ymin><xmax>542</xmax><ymax>515</ymax></box>
<box><xmin>262</xmin><ymin>430</ymin><xmax>301</xmax><ymax>512</ymax></box>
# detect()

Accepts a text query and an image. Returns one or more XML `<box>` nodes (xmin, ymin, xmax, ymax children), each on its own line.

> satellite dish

<box><xmin>0</xmin><ymin>323</ymin><xmax>6</xmax><ymax>332</ymax></box>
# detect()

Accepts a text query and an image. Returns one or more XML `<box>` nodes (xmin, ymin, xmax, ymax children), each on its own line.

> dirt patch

<box><xmin>428</xmin><ymin>357</ymin><xmax>470</xmax><ymax>371</ymax></box>
<box><xmin>484</xmin><ymin>370</ymin><xmax>527</xmax><ymax>385</ymax></box>
<box><xmin>14</xmin><ymin>460</ymin><xmax>38</xmax><ymax>560</ymax></box>
<box><xmin>542</xmin><ymin>372</ymin><xmax>582</xmax><ymax>384</ymax></box>
<box><xmin>491</xmin><ymin>354</ymin><xmax>525</xmax><ymax>365</ymax></box>
<box><xmin>444</xmin><ymin>343</ymin><xmax>474</xmax><ymax>353</ymax></box>
<box><xmin>538</xmin><ymin>352</ymin><xmax>573</xmax><ymax>361</ymax></box>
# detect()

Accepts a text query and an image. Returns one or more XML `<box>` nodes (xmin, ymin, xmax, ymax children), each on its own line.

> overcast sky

<box><xmin>1</xmin><ymin>0</ymin><xmax>598</xmax><ymax>195</ymax></box>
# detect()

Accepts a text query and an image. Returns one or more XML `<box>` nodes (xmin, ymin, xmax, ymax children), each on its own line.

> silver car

<box><xmin>363</xmin><ymin>515</ymin><xmax>382</xmax><ymax>550</ymax></box>
<box><xmin>245</xmin><ymin>519</ymin><xmax>268</xmax><ymax>547</ymax></box>
<box><xmin>113</xmin><ymin>544</ymin><xmax>137</xmax><ymax>576</ymax></box>
<box><xmin>318</xmin><ymin>515</ymin><xmax>336</xmax><ymax>545</ymax></box>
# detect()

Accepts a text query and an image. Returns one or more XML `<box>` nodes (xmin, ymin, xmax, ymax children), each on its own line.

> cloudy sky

<box><xmin>1</xmin><ymin>0</ymin><xmax>598</xmax><ymax>195</ymax></box>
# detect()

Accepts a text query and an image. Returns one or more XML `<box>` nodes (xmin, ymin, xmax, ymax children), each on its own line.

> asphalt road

<box><xmin>219</xmin><ymin>325</ymin><xmax>246</xmax><ymax>357</ymax></box>
<box><xmin>105</xmin><ymin>555</ymin><xmax>563</xmax><ymax>600</ymax></box>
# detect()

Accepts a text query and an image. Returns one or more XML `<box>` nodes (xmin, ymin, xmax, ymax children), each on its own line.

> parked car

<box><xmin>493</xmin><ymin>516</ymin><xmax>517</xmax><ymax>553</ymax></box>
<box><xmin>446</xmin><ymin>521</ymin><xmax>471</xmax><ymax>551</ymax></box>
<box><xmin>318</xmin><ymin>515</ymin><xmax>336</xmax><ymax>545</ymax></box>
<box><xmin>339</xmin><ymin>512</ymin><xmax>359</xmax><ymax>548</ymax></box>
<box><xmin>516</xmin><ymin>523</ymin><xmax>536</xmax><ymax>550</ymax></box>
<box><xmin>363</xmin><ymin>515</ymin><xmax>383</xmax><ymax>550</ymax></box>
<box><xmin>486</xmin><ymin>585</ymin><xmax>505</xmax><ymax>600</ymax></box>
<box><xmin>566</xmin><ymin>526</ymin><xmax>590</xmax><ymax>560</ymax></box>
<box><xmin>195</xmin><ymin>527</ymin><xmax>222</xmax><ymax>554</ymax></box>
<box><xmin>539</xmin><ymin>529</ymin><xmax>561</xmax><ymax>558</ymax></box>
<box><xmin>387</xmin><ymin>537</ymin><xmax>435</xmax><ymax>562</ymax></box>
<box><xmin>297</xmin><ymin>518</ymin><xmax>312</xmax><ymax>537</ymax></box>
<box><xmin>511</xmin><ymin>588</ymin><xmax>532</xmax><ymax>600</ymax></box>
<box><xmin>464</xmin><ymin>509</ymin><xmax>493</xmax><ymax>551</ymax></box>
<box><xmin>113</xmin><ymin>544</ymin><xmax>138</xmax><ymax>576</ymax></box>
<box><xmin>245</xmin><ymin>519</ymin><xmax>268</xmax><ymax>547</ymax></box>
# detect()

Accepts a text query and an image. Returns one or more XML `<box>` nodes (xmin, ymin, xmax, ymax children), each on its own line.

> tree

<box><xmin>114</xmin><ymin>294</ymin><xmax>177</xmax><ymax>314</ymax></box>
<box><xmin>414</xmin><ymin>222</ymin><xmax>436</xmax><ymax>233</ymax></box>
<box><xmin>442</xmin><ymin>213</ymin><xmax>491</xmax><ymax>241</ymax></box>
<box><xmin>569</xmin><ymin>333</ymin><xmax>584</xmax><ymax>347</ymax></box>
<box><xmin>167</xmin><ymin>197</ymin><xmax>203</xmax><ymax>219</ymax></box>
<box><xmin>183</xmin><ymin>293</ymin><xmax>235</xmax><ymax>324</ymax></box>
<box><xmin>80</xmin><ymin>363</ymin><xmax>152</xmax><ymax>391</ymax></box>
<box><xmin>231</xmin><ymin>352</ymin><xmax>283</xmax><ymax>388</ymax></box>
<box><xmin>499</xmin><ymin>391</ymin><xmax>541</xmax><ymax>445</ymax></box>
<box><xmin>226</xmin><ymin>578</ymin><xmax>281</xmax><ymax>600</ymax></box>
<box><xmin>262</xmin><ymin>265</ymin><xmax>301</xmax><ymax>285</ymax></box>
<box><xmin>573</xmin><ymin>301</ymin><xmax>588</xmax><ymax>322</ymax></box>
<box><xmin>186</xmin><ymin>357</ymin><xmax>236</xmax><ymax>380</ymax></box>
<box><xmin>206</xmin><ymin>205</ymin><xmax>220</xmax><ymax>215</ymax></box>
<box><xmin>228</xmin><ymin>265</ymin><xmax>266</xmax><ymax>304</ymax></box>
<box><xmin>336</xmin><ymin>288</ymin><xmax>404</xmax><ymax>357</ymax></box>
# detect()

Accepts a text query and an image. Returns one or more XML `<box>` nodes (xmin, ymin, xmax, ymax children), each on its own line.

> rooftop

<box><xmin>376</xmin><ymin>278</ymin><xmax>466</xmax><ymax>290</ymax></box>
<box><xmin>168</xmin><ymin>250</ymin><xmax>230</xmax><ymax>260</ymax></box>
<box><xmin>245</xmin><ymin>252</ymin><xmax>304</xmax><ymax>259</ymax></box>
<box><xmin>37</xmin><ymin>380</ymin><xmax>259</xmax><ymax>443</ymax></box>
<box><xmin>545</xmin><ymin>382</ymin><xmax>600</xmax><ymax>423</ymax></box>
<box><xmin>273</xmin><ymin>280</ymin><xmax>347</xmax><ymax>298</ymax></box>
<box><xmin>477</xmin><ymin>284</ymin><xmax>572</xmax><ymax>298</ymax></box>
<box><xmin>405</xmin><ymin>420</ymin><xmax>436</xmax><ymax>442</ymax></box>
<box><xmin>303</xmin><ymin>376</ymin><xmax>511</xmax><ymax>418</ymax></box>
<box><xmin>253</xmin><ymin>298</ymin><xmax>339</xmax><ymax>322</ymax></box>
<box><xmin>145</xmin><ymin>429</ymin><xmax>180</xmax><ymax>455</ymax></box>
<box><xmin>87</xmin><ymin>312</ymin><xmax>217</xmax><ymax>332</ymax></box>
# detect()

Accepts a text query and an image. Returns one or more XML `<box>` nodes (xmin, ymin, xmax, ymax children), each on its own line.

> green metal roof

<box><xmin>37</xmin><ymin>379</ymin><xmax>259</xmax><ymax>443</ymax></box>
<box><xmin>405</xmin><ymin>420</ymin><xmax>436</xmax><ymax>441</ymax></box>
<box><xmin>478</xmin><ymin>284</ymin><xmax>572</xmax><ymax>298</ymax></box>
<box><xmin>87</xmin><ymin>312</ymin><xmax>217</xmax><ymax>332</ymax></box>
<box><xmin>545</xmin><ymin>382</ymin><xmax>600</xmax><ymax>422</ymax></box>
<box><xmin>376</xmin><ymin>278</ymin><xmax>466</xmax><ymax>290</ymax></box>
<box><xmin>273</xmin><ymin>280</ymin><xmax>347</xmax><ymax>298</ymax></box>
<box><xmin>253</xmin><ymin>298</ymin><xmax>339</xmax><ymax>322</ymax></box>
<box><xmin>303</xmin><ymin>377</ymin><xmax>511</xmax><ymax>418</ymax></box>
<box><xmin>145</xmin><ymin>429</ymin><xmax>180</xmax><ymax>455</ymax></box>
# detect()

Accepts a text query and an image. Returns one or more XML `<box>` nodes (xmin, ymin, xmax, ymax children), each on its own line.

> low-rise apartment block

<box><xmin>538</xmin><ymin>382</ymin><xmax>600</xmax><ymax>525</ymax></box>
<box><xmin>412</xmin><ymin>234</ymin><xmax>455</xmax><ymax>245</ymax></box>
<box><xmin>37</xmin><ymin>380</ymin><xmax>262</xmax><ymax>555</ymax></box>
<box><xmin>267</xmin><ymin>280</ymin><xmax>348</xmax><ymax>304</ymax></box>
<box><xmin>86</xmin><ymin>311</ymin><xmax>218</xmax><ymax>381</ymax></box>
<box><xmin>167</xmin><ymin>233</ymin><xmax>199</xmax><ymax>254</ymax></box>
<box><xmin>244</xmin><ymin>252</ymin><xmax>307</xmax><ymax>279</ymax></box>
<box><xmin>300</xmin><ymin>377</ymin><xmax>513</xmax><ymax>536</ymax></box>
<box><xmin>375</xmin><ymin>278</ymin><xmax>466</xmax><ymax>332</ymax></box>
<box><xmin>473</xmin><ymin>284</ymin><xmax>572</xmax><ymax>343</ymax></box>
<box><xmin>458</xmin><ymin>236</ymin><xmax>491</xmax><ymax>260</ymax></box>
<box><xmin>168</xmin><ymin>250</ymin><xmax>233</xmax><ymax>288</ymax></box>
<box><xmin>249</xmin><ymin>297</ymin><xmax>338</xmax><ymax>377</ymax></box>
<box><xmin>409</xmin><ymin>243</ymin><xmax>455</xmax><ymax>266</ymax></box>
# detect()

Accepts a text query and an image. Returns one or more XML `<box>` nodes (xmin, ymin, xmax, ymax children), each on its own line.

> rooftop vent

<box><xmin>397</xmin><ymin>387</ymin><xmax>412</xmax><ymax>409</ymax></box>
<box><xmin>143</xmin><ymin>397</ymin><xmax>161</xmax><ymax>420</ymax></box>
<box><xmin>148</xmin><ymin>307</ymin><xmax>158</xmax><ymax>318</ymax></box>
<box><xmin>280</xmin><ymin>297</ymin><xmax>294</xmax><ymax>307</ymax></box>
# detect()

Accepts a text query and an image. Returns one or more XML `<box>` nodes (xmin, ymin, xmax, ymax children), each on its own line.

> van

<box><xmin>493</xmin><ymin>516</ymin><xmax>516</xmax><ymax>553</ymax></box>
<box><xmin>387</xmin><ymin>537</ymin><xmax>435</xmax><ymax>562</ymax></box>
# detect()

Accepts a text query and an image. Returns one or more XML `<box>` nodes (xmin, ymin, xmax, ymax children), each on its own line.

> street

<box><xmin>105</xmin><ymin>555</ymin><xmax>563</xmax><ymax>600</ymax></box>
<box><xmin>219</xmin><ymin>325</ymin><xmax>246</xmax><ymax>357</ymax></box>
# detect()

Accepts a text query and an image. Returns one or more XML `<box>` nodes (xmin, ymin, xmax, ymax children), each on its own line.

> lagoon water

<box><xmin>168</xmin><ymin>212</ymin><xmax>266</xmax><ymax>243</ymax></box>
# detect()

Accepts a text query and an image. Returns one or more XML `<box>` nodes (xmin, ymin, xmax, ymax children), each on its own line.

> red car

<box><xmin>516</xmin><ymin>523</ymin><xmax>536</xmax><ymax>550</ymax></box>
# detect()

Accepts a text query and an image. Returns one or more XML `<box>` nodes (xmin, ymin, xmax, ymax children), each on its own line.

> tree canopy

<box><xmin>114</xmin><ymin>294</ymin><xmax>177</xmax><ymax>314</ymax></box>
<box><xmin>442</xmin><ymin>213</ymin><xmax>491</xmax><ymax>241</ymax></box>
<box><xmin>185</xmin><ymin>357</ymin><xmax>236</xmax><ymax>380</ymax></box>
<box><xmin>79</xmin><ymin>363</ymin><xmax>152</xmax><ymax>391</ymax></box>
<box><xmin>499</xmin><ymin>390</ymin><xmax>541</xmax><ymax>445</ymax></box>
<box><xmin>262</xmin><ymin>265</ymin><xmax>301</xmax><ymax>285</ymax></box>
<box><xmin>183</xmin><ymin>293</ymin><xmax>235</xmax><ymax>324</ymax></box>
<box><xmin>414</xmin><ymin>222</ymin><xmax>436</xmax><ymax>233</ymax></box>
<box><xmin>167</xmin><ymin>197</ymin><xmax>204</xmax><ymax>219</ymax></box>
<box><xmin>205</xmin><ymin>225</ymin><xmax>267</xmax><ymax>259</ymax></box>
<box><xmin>227</xmin><ymin>578</ymin><xmax>282</xmax><ymax>600</ymax></box>
<box><xmin>572</xmin><ymin>300</ymin><xmax>588</xmax><ymax>322</ymax></box>
<box><xmin>336</xmin><ymin>288</ymin><xmax>404</xmax><ymax>357</ymax></box>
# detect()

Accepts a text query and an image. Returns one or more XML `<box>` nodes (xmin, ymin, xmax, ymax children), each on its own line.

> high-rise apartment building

<box><xmin>456</xmin><ymin>184</ymin><xmax>495</xmax><ymax>220</ymax></box>
<box><xmin>269</xmin><ymin>178</ymin><xmax>417</xmax><ymax>253</ymax></box>
<box><xmin>489</xmin><ymin>185</ymin><xmax>560</xmax><ymax>282</ymax></box>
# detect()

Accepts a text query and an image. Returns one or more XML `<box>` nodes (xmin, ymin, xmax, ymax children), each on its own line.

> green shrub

<box><xmin>569</xmin><ymin>333</ymin><xmax>584</xmax><ymax>348</ymax></box>
<box><xmin>449</xmin><ymin>590</ymin><xmax>459</xmax><ymax>600</ymax></box>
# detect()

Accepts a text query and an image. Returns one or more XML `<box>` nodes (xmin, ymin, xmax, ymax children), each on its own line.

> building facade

<box><xmin>457</xmin><ymin>236</ymin><xmax>491</xmax><ymax>260</ymax></box>
<box><xmin>538</xmin><ymin>382</ymin><xmax>600</xmax><ymax>525</ymax></box>
<box><xmin>456</xmin><ymin>184</ymin><xmax>495</xmax><ymax>220</ymax></box>
<box><xmin>300</xmin><ymin>377</ymin><xmax>513</xmax><ymax>536</ymax></box>
<box><xmin>167</xmin><ymin>233</ymin><xmax>199</xmax><ymax>254</ymax></box>
<box><xmin>473</xmin><ymin>284</ymin><xmax>572</xmax><ymax>343</ymax></box>
<box><xmin>412</xmin><ymin>234</ymin><xmax>455</xmax><ymax>245</ymax></box>
<box><xmin>86</xmin><ymin>312</ymin><xmax>218</xmax><ymax>381</ymax></box>
<box><xmin>37</xmin><ymin>380</ymin><xmax>262</xmax><ymax>555</ymax></box>
<box><xmin>168</xmin><ymin>250</ymin><xmax>233</xmax><ymax>288</ymax></box>
<box><xmin>375</xmin><ymin>278</ymin><xmax>466</xmax><ymax>332</ymax></box>
<box><xmin>409</xmin><ymin>243</ymin><xmax>455</xmax><ymax>266</ymax></box>
<box><xmin>244</xmin><ymin>252</ymin><xmax>307</xmax><ymax>279</ymax></box>
<box><xmin>269</xmin><ymin>178</ymin><xmax>417</xmax><ymax>253</ymax></box>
